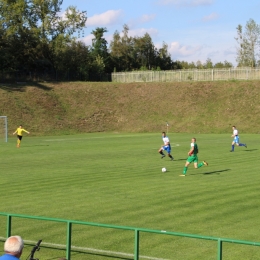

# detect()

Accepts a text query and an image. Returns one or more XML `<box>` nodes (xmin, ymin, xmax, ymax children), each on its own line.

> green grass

<box><xmin>0</xmin><ymin>132</ymin><xmax>260</xmax><ymax>260</ymax></box>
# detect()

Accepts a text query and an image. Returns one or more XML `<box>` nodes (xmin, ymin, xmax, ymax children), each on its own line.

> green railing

<box><xmin>0</xmin><ymin>212</ymin><xmax>260</xmax><ymax>260</ymax></box>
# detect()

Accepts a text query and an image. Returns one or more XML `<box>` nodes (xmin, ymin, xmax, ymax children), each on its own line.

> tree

<box><xmin>204</xmin><ymin>58</ymin><xmax>213</xmax><ymax>69</ymax></box>
<box><xmin>133</xmin><ymin>33</ymin><xmax>156</xmax><ymax>70</ymax></box>
<box><xmin>196</xmin><ymin>60</ymin><xmax>203</xmax><ymax>69</ymax></box>
<box><xmin>110</xmin><ymin>24</ymin><xmax>134</xmax><ymax>71</ymax></box>
<box><xmin>90</xmin><ymin>27</ymin><xmax>110</xmax><ymax>72</ymax></box>
<box><xmin>0</xmin><ymin>0</ymin><xmax>87</xmax><ymax>72</ymax></box>
<box><xmin>31</xmin><ymin>2</ymin><xmax>87</xmax><ymax>70</ymax></box>
<box><xmin>54</xmin><ymin>40</ymin><xmax>91</xmax><ymax>80</ymax></box>
<box><xmin>110</xmin><ymin>25</ymin><xmax>175</xmax><ymax>71</ymax></box>
<box><xmin>155</xmin><ymin>42</ymin><xmax>173</xmax><ymax>70</ymax></box>
<box><xmin>91</xmin><ymin>27</ymin><xmax>108</xmax><ymax>56</ymax></box>
<box><xmin>109</xmin><ymin>30</ymin><xmax>121</xmax><ymax>71</ymax></box>
<box><xmin>0</xmin><ymin>0</ymin><xmax>38</xmax><ymax>71</ymax></box>
<box><xmin>214</xmin><ymin>60</ymin><xmax>233</xmax><ymax>68</ymax></box>
<box><xmin>235</xmin><ymin>19</ymin><xmax>260</xmax><ymax>67</ymax></box>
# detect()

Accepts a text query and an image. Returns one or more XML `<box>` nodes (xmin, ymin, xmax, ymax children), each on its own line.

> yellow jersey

<box><xmin>14</xmin><ymin>128</ymin><xmax>29</xmax><ymax>136</ymax></box>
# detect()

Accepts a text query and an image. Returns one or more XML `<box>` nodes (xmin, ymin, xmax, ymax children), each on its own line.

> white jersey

<box><xmin>162</xmin><ymin>136</ymin><xmax>170</xmax><ymax>145</ymax></box>
<box><xmin>233</xmin><ymin>129</ymin><xmax>238</xmax><ymax>136</ymax></box>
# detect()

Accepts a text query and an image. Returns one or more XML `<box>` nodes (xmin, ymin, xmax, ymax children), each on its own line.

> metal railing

<box><xmin>112</xmin><ymin>68</ymin><xmax>260</xmax><ymax>83</ymax></box>
<box><xmin>0</xmin><ymin>212</ymin><xmax>260</xmax><ymax>260</ymax></box>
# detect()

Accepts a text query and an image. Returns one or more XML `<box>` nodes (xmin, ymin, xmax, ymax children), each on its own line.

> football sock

<box><xmin>183</xmin><ymin>167</ymin><xmax>187</xmax><ymax>174</ymax></box>
<box><xmin>231</xmin><ymin>144</ymin><xmax>234</xmax><ymax>151</ymax></box>
<box><xmin>169</xmin><ymin>154</ymin><xmax>173</xmax><ymax>159</ymax></box>
<box><xmin>197</xmin><ymin>162</ymin><xmax>204</xmax><ymax>168</ymax></box>
<box><xmin>159</xmin><ymin>151</ymin><xmax>164</xmax><ymax>155</ymax></box>
<box><xmin>239</xmin><ymin>143</ymin><xmax>245</xmax><ymax>146</ymax></box>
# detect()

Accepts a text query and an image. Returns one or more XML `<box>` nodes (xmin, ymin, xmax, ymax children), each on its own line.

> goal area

<box><xmin>0</xmin><ymin>116</ymin><xmax>8</xmax><ymax>142</ymax></box>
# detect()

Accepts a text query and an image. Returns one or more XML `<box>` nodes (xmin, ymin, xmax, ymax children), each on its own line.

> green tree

<box><xmin>178</xmin><ymin>61</ymin><xmax>189</xmax><ymax>69</ymax></box>
<box><xmin>54</xmin><ymin>40</ymin><xmax>91</xmax><ymax>80</ymax></box>
<box><xmin>110</xmin><ymin>24</ymin><xmax>134</xmax><ymax>71</ymax></box>
<box><xmin>196</xmin><ymin>60</ymin><xmax>203</xmax><ymax>69</ymax></box>
<box><xmin>0</xmin><ymin>0</ymin><xmax>87</xmax><ymax>72</ymax></box>
<box><xmin>155</xmin><ymin>42</ymin><xmax>173</xmax><ymax>70</ymax></box>
<box><xmin>91</xmin><ymin>27</ymin><xmax>108</xmax><ymax>56</ymax></box>
<box><xmin>223</xmin><ymin>60</ymin><xmax>233</xmax><ymax>68</ymax></box>
<box><xmin>235</xmin><ymin>19</ymin><xmax>260</xmax><ymax>67</ymax></box>
<box><xmin>214</xmin><ymin>60</ymin><xmax>233</xmax><ymax>68</ymax></box>
<box><xmin>110</xmin><ymin>26</ymin><xmax>175</xmax><ymax>71</ymax></box>
<box><xmin>32</xmin><ymin>2</ymin><xmax>87</xmax><ymax>70</ymax></box>
<box><xmin>204</xmin><ymin>58</ymin><xmax>213</xmax><ymax>69</ymax></box>
<box><xmin>133</xmin><ymin>33</ymin><xmax>156</xmax><ymax>70</ymax></box>
<box><xmin>109</xmin><ymin>30</ymin><xmax>122</xmax><ymax>71</ymax></box>
<box><xmin>90</xmin><ymin>27</ymin><xmax>110</xmax><ymax>72</ymax></box>
<box><xmin>0</xmin><ymin>0</ymin><xmax>38</xmax><ymax>71</ymax></box>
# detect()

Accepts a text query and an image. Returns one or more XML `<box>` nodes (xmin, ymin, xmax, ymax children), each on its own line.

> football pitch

<box><xmin>0</xmin><ymin>132</ymin><xmax>260</xmax><ymax>260</ymax></box>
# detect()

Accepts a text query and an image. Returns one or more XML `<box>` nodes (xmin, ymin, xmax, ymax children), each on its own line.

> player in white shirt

<box><xmin>230</xmin><ymin>126</ymin><xmax>247</xmax><ymax>152</ymax></box>
<box><xmin>158</xmin><ymin>132</ymin><xmax>174</xmax><ymax>160</ymax></box>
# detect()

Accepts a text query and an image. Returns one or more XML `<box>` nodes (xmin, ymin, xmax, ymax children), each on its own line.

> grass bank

<box><xmin>0</xmin><ymin>80</ymin><xmax>260</xmax><ymax>135</ymax></box>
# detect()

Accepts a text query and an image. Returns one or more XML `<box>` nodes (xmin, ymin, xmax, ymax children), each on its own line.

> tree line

<box><xmin>0</xmin><ymin>0</ymin><xmax>259</xmax><ymax>81</ymax></box>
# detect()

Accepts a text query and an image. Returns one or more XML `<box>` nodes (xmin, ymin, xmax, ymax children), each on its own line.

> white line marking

<box><xmin>44</xmin><ymin>134</ymin><xmax>161</xmax><ymax>142</ymax></box>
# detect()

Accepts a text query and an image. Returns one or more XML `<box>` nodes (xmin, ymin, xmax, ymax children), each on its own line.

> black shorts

<box><xmin>17</xmin><ymin>135</ymin><xmax>23</xmax><ymax>140</ymax></box>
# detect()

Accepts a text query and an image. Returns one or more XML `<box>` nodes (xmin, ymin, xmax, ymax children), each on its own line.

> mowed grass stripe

<box><xmin>1</xmin><ymin>133</ymin><xmax>260</xmax><ymax>260</ymax></box>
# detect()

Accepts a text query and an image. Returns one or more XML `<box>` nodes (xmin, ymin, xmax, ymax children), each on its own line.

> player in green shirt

<box><xmin>180</xmin><ymin>137</ymin><xmax>208</xmax><ymax>177</ymax></box>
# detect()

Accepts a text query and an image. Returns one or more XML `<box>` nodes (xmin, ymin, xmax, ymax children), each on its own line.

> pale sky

<box><xmin>61</xmin><ymin>0</ymin><xmax>260</xmax><ymax>66</ymax></box>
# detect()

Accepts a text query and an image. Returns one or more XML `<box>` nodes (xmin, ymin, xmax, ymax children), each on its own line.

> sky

<box><xmin>61</xmin><ymin>0</ymin><xmax>260</xmax><ymax>66</ymax></box>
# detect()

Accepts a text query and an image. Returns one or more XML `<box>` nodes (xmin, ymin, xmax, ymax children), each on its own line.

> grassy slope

<box><xmin>0</xmin><ymin>80</ymin><xmax>260</xmax><ymax>135</ymax></box>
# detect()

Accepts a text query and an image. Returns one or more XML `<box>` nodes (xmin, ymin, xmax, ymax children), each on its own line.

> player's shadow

<box><xmin>243</xmin><ymin>149</ymin><xmax>258</xmax><ymax>152</ymax></box>
<box><xmin>202</xmin><ymin>169</ymin><xmax>231</xmax><ymax>175</ymax></box>
<box><xmin>175</xmin><ymin>158</ymin><xmax>187</xmax><ymax>161</ymax></box>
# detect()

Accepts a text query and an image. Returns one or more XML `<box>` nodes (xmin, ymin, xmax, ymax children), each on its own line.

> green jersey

<box><xmin>191</xmin><ymin>142</ymin><xmax>198</xmax><ymax>155</ymax></box>
<box><xmin>186</xmin><ymin>142</ymin><xmax>199</xmax><ymax>163</ymax></box>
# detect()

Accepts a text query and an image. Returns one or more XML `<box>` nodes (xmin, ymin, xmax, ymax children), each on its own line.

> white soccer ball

<box><xmin>162</xmin><ymin>167</ymin><xmax>167</xmax><ymax>173</ymax></box>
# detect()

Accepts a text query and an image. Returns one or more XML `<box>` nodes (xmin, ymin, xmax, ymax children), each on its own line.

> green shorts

<box><xmin>186</xmin><ymin>155</ymin><xmax>198</xmax><ymax>163</ymax></box>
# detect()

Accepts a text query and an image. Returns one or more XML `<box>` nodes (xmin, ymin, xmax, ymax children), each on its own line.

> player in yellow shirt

<box><xmin>13</xmin><ymin>125</ymin><xmax>30</xmax><ymax>147</ymax></box>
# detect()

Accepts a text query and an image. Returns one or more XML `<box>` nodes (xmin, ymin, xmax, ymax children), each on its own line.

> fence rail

<box><xmin>0</xmin><ymin>212</ymin><xmax>260</xmax><ymax>260</ymax></box>
<box><xmin>112</xmin><ymin>68</ymin><xmax>260</xmax><ymax>83</ymax></box>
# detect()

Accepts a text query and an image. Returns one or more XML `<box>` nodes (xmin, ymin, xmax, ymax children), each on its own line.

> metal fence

<box><xmin>112</xmin><ymin>68</ymin><xmax>260</xmax><ymax>83</ymax></box>
<box><xmin>1</xmin><ymin>212</ymin><xmax>260</xmax><ymax>260</ymax></box>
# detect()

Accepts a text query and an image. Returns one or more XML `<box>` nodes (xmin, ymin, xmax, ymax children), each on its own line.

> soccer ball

<box><xmin>162</xmin><ymin>167</ymin><xmax>167</xmax><ymax>173</ymax></box>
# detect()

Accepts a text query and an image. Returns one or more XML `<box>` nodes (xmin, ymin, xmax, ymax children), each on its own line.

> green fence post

<box><xmin>66</xmin><ymin>222</ymin><xmax>72</xmax><ymax>260</ymax></box>
<box><xmin>217</xmin><ymin>239</ymin><xmax>222</xmax><ymax>260</ymax></box>
<box><xmin>134</xmin><ymin>229</ymin><xmax>139</xmax><ymax>260</ymax></box>
<box><xmin>6</xmin><ymin>215</ymin><xmax>12</xmax><ymax>238</ymax></box>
